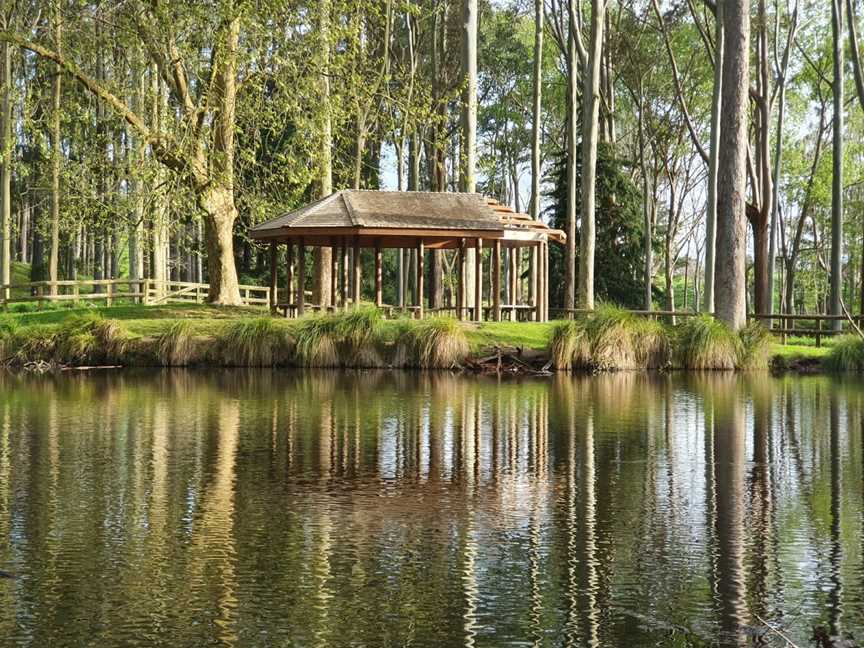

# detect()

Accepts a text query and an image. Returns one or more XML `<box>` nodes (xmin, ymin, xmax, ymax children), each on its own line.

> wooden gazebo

<box><xmin>249</xmin><ymin>190</ymin><xmax>565</xmax><ymax>322</ymax></box>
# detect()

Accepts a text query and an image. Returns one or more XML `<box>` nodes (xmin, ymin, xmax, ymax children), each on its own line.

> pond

<box><xmin>0</xmin><ymin>370</ymin><xmax>862</xmax><ymax>647</ymax></box>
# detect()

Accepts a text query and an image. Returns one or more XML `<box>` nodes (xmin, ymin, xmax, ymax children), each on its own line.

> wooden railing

<box><xmin>0</xmin><ymin>279</ymin><xmax>270</xmax><ymax>309</ymax></box>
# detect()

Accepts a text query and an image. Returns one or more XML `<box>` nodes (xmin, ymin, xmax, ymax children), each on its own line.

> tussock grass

<box><xmin>53</xmin><ymin>314</ymin><xmax>130</xmax><ymax>364</ymax></box>
<box><xmin>737</xmin><ymin>322</ymin><xmax>772</xmax><ymax>370</ymax></box>
<box><xmin>215</xmin><ymin>317</ymin><xmax>294</xmax><ymax>366</ymax></box>
<box><xmin>295</xmin><ymin>307</ymin><xmax>386</xmax><ymax>367</ymax></box>
<box><xmin>549</xmin><ymin>320</ymin><xmax>587</xmax><ymax>371</ymax></box>
<box><xmin>825</xmin><ymin>335</ymin><xmax>864</xmax><ymax>372</ymax></box>
<box><xmin>550</xmin><ymin>305</ymin><xmax>671</xmax><ymax>371</ymax></box>
<box><xmin>674</xmin><ymin>315</ymin><xmax>741</xmax><ymax>370</ymax></box>
<box><xmin>394</xmin><ymin>317</ymin><xmax>469</xmax><ymax>369</ymax></box>
<box><xmin>155</xmin><ymin>321</ymin><xmax>198</xmax><ymax>366</ymax></box>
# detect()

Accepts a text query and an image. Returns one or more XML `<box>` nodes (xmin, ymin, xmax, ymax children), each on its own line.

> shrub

<box><xmin>295</xmin><ymin>307</ymin><xmax>386</xmax><ymax>368</ymax></box>
<box><xmin>215</xmin><ymin>317</ymin><xmax>294</xmax><ymax>366</ymax></box>
<box><xmin>294</xmin><ymin>313</ymin><xmax>342</xmax><ymax>367</ymax></box>
<box><xmin>825</xmin><ymin>335</ymin><xmax>864</xmax><ymax>372</ymax></box>
<box><xmin>393</xmin><ymin>317</ymin><xmax>469</xmax><ymax>369</ymax></box>
<box><xmin>674</xmin><ymin>315</ymin><xmax>741</xmax><ymax>370</ymax></box>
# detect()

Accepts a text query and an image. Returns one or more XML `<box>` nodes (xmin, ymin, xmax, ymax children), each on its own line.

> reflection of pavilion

<box><xmin>250</xmin><ymin>190</ymin><xmax>564</xmax><ymax>320</ymax></box>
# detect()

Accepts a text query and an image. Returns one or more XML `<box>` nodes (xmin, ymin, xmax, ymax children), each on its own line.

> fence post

<box><xmin>73</xmin><ymin>283</ymin><xmax>80</xmax><ymax>305</ymax></box>
<box><xmin>106</xmin><ymin>282</ymin><xmax>114</xmax><ymax>307</ymax></box>
<box><xmin>816</xmin><ymin>318</ymin><xmax>822</xmax><ymax>348</ymax></box>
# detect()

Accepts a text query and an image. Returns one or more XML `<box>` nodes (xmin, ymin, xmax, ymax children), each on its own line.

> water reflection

<box><xmin>0</xmin><ymin>370</ymin><xmax>862</xmax><ymax>647</ymax></box>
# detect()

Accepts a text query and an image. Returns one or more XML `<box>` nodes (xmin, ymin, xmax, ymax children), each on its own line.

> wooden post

<box><xmin>340</xmin><ymin>239</ymin><xmax>349</xmax><ymax>308</ymax></box>
<box><xmin>269</xmin><ymin>242</ymin><xmax>278</xmax><ymax>314</ymax></box>
<box><xmin>529</xmin><ymin>246</ymin><xmax>537</xmax><ymax>321</ymax></box>
<box><xmin>816</xmin><ymin>318</ymin><xmax>822</xmax><ymax>348</ymax></box>
<box><xmin>106</xmin><ymin>281</ymin><xmax>113</xmax><ymax>307</ymax></box>
<box><xmin>297</xmin><ymin>237</ymin><xmax>306</xmax><ymax>316</ymax></box>
<box><xmin>474</xmin><ymin>238</ymin><xmax>483</xmax><ymax>322</ymax></box>
<box><xmin>457</xmin><ymin>239</ymin><xmax>465</xmax><ymax>320</ymax></box>
<box><xmin>374</xmin><ymin>242</ymin><xmax>383</xmax><ymax>308</ymax></box>
<box><xmin>493</xmin><ymin>240</ymin><xmax>502</xmax><ymax>322</ymax></box>
<box><xmin>286</xmin><ymin>241</ymin><xmax>294</xmax><ymax>317</ymax></box>
<box><xmin>509</xmin><ymin>245</ymin><xmax>518</xmax><ymax>312</ymax></box>
<box><xmin>352</xmin><ymin>236</ymin><xmax>361</xmax><ymax>307</ymax></box>
<box><xmin>417</xmin><ymin>240</ymin><xmax>425</xmax><ymax>319</ymax></box>
<box><xmin>330</xmin><ymin>237</ymin><xmax>338</xmax><ymax>311</ymax></box>
<box><xmin>542</xmin><ymin>241</ymin><xmax>549</xmax><ymax>321</ymax></box>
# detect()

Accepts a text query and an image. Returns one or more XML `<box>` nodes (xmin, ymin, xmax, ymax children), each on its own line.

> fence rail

<box><xmin>0</xmin><ymin>279</ymin><xmax>270</xmax><ymax>309</ymax></box>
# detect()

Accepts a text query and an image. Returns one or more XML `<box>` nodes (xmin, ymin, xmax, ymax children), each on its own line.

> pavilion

<box><xmin>249</xmin><ymin>190</ymin><xmax>565</xmax><ymax>322</ymax></box>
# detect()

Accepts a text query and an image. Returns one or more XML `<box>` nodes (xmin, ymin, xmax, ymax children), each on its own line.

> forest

<box><xmin>0</xmin><ymin>0</ymin><xmax>860</xmax><ymax>333</ymax></box>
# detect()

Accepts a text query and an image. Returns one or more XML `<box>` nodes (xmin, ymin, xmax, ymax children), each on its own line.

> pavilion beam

<box><xmin>269</xmin><ymin>242</ymin><xmax>278</xmax><ymax>314</ymax></box>
<box><xmin>493</xmin><ymin>240</ymin><xmax>502</xmax><ymax>322</ymax></box>
<box><xmin>352</xmin><ymin>236</ymin><xmax>361</xmax><ymax>307</ymax></box>
<box><xmin>417</xmin><ymin>240</ymin><xmax>425</xmax><ymax>319</ymax></box>
<box><xmin>297</xmin><ymin>237</ymin><xmax>306</xmax><ymax>316</ymax></box>
<box><xmin>473</xmin><ymin>239</ymin><xmax>483</xmax><ymax>322</ymax></box>
<box><xmin>374</xmin><ymin>241</ymin><xmax>383</xmax><ymax>308</ymax></box>
<box><xmin>286</xmin><ymin>241</ymin><xmax>294</xmax><ymax>317</ymax></box>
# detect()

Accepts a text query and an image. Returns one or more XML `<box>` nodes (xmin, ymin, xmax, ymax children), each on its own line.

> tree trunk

<box><xmin>199</xmin><ymin>187</ymin><xmax>242</xmax><ymax>305</ymax></box>
<box><xmin>578</xmin><ymin>0</ymin><xmax>605</xmax><ymax>310</ymax></box>
<box><xmin>48</xmin><ymin>9</ymin><xmax>62</xmax><ymax>295</ymax></box>
<box><xmin>704</xmin><ymin>2</ymin><xmax>724</xmax><ymax>314</ymax></box>
<box><xmin>565</xmin><ymin>0</ymin><xmax>579</xmax><ymax>312</ymax></box>
<box><xmin>530</xmin><ymin>0</ymin><xmax>543</xmax><ymax>220</ymax></box>
<box><xmin>830</xmin><ymin>0</ymin><xmax>844</xmax><ymax>329</ymax></box>
<box><xmin>0</xmin><ymin>41</ymin><xmax>10</xmax><ymax>301</ymax></box>
<box><xmin>714</xmin><ymin>0</ymin><xmax>750</xmax><ymax>330</ymax></box>
<box><xmin>461</xmin><ymin>0</ymin><xmax>478</xmax><ymax>307</ymax></box>
<box><xmin>752</xmin><ymin>0</ymin><xmax>772</xmax><ymax>318</ymax></box>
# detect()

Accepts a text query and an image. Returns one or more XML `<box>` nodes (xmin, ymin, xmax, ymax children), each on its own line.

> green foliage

<box><xmin>549</xmin><ymin>320</ymin><xmax>587</xmax><ymax>371</ymax></box>
<box><xmin>215</xmin><ymin>318</ymin><xmax>294</xmax><ymax>367</ymax></box>
<box><xmin>294</xmin><ymin>307</ymin><xmax>384</xmax><ymax>368</ymax></box>
<box><xmin>674</xmin><ymin>316</ymin><xmax>741</xmax><ymax>370</ymax></box>
<box><xmin>825</xmin><ymin>335</ymin><xmax>864</xmax><ymax>372</ymax></box>
<box><xmin>53</xmin><ymin>314</ymin><xmax>130</xmax><ymax>365</ymax></box>
<box><xmin>547</xmin><ymin>143</ymin><xmax>649</xmax><ymax>308</ymax></box>
<box><xmin>393</xmin><ymin>317</ymin><xmax>470</xmax><ymax>369</ymax></box>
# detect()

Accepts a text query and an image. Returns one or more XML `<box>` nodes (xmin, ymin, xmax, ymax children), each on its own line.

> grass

<box><xmin>394</xmin><ymin>317</ymin><xmax>470</xmax><ymax>369</ymax></box>
<box><xmin>674</xmin><ymin>315</ymin><xmax>741</xmax><ymax>370</ymax></box>
<box><xmin>215</xmin><ymin>317</ymin><xmax>294</xmax><ymax>366</ymax></box>
<box><xmin>824</xmin><ymin>335</ymin><xmax>864</xmax><ymax>372</ymax></box>
<box><xmin>0</xmin><ymin>302</ymin><xmax>836</xmax><ymax>371</ymax></box>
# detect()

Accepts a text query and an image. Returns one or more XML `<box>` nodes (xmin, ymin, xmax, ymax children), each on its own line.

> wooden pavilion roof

<box><xmin>249</xmin><ymin>190</ymin><xmax>565</xmax><ymax>247</ymax></box>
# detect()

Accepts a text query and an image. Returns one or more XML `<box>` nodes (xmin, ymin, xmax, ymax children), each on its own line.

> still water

<box><xmin>0</xmin><ymin>370</ymin><xmax>862</xmax><ymax>647</ymax></box>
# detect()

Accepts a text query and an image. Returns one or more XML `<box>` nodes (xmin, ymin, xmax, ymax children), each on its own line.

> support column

<box><xmin>417</xmin><ymin>239</ymin><xmax>425</xmax><ymax>319</ymax></box>
<box><xmin>352</xmin><ymin>235</ymin><xmax>361</xmax><ymax>307</ymax></box>
<box><xmin>509</xmin><ymin>245</ymin><xmax>518</xmax><ymax>313</ymax></box>
<box><xmin>286</xmin><ymin>241</ymin><xmax>294</xmax><ymax>317</ymax></box>
<box><xmin>269</xmin><ymin>241</ymin><xmax>279</xmax><ymax>314</ymax></box>
<box><xmin>474</xmin><ymin>238</ymin><xmax>483</xmax><ymax>322</ymax></box>
<box><xmin>297</xmin><ymin>237</ymin><xmax>306</xmax><ymax>316</ymax></box>
<box><xmin>493</xmin><ymin>240</ymin><xmax>502</xmax><ymax>322</ymax></box>
<box><xmin>374</xmin><ymin>242</ymin><xmax>383</xmax><ymax>308</ymax></box>
<box><xmin>457</xmin><ymin>239</ymin><xmax>466</xmax><ymax>320</ymax></box>
<box><xmin>529</xmin><ymin>246</ymin><xmax>538</xmax><ymax>321</ymax></box>
<box><xmin>542</xmin><ymin>241</ymin><xmax>549</xmax><ymax>321</ymax></box>
<box><xmin>340</xmin><ymin>239</ymin><xmax>348</xmax><ymax>309</ymax></box>
<box><xmin>330</xmin><ymin>236</ymin><xmax>338</xmax><ymax>311</ymax></box>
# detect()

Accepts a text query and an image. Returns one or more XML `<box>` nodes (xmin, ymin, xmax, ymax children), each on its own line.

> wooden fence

<box><xmin>0</xmin><ymin>279</ymin><xmax>270</xmax><ymax>309</ymax></box>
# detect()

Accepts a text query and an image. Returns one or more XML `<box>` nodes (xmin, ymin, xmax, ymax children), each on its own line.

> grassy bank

<box><xmin>0</xmin><ymin>303</ymin><xmax>831</xmax><ymax>371</ymax></box>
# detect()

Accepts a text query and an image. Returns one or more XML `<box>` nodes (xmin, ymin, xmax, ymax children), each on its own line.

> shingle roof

<box><xmin>251</xmin><ymin>190</ymin><xmax>503</xmax><ymax>233</ymax></box>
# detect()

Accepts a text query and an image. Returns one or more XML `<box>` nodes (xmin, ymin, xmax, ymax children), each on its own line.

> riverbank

<box><xmin>0</xmin><ymin>303</ymin><xmax>831</xmax><ymax>372</ymax></box>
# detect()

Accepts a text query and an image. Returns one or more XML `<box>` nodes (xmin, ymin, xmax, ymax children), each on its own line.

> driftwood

<box><xmin>464</xmin><ymin>346</ymin><xmax>553</xmax><ymax>376</ymax></box>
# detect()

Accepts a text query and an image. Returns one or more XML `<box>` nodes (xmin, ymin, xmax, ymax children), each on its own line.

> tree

<box><xmin>830</xmin><ymin>0</ymin><xmax>844</xmax><ymax>328</ymax></box>
<box><xmin>2</xmin><ymin>3</ymin><xmax>250</xmax><ymax>304</ymax></box>
<box><xmin>548</xmin><ymin>144</ymin><xmax>647</xmax><ymax>308</ymax></box>
<box><xmin>714</xmin><ymin>0</ymin><xmax>750</xmax><ymax>330</ymax></box>
<box><xmin>578</xmin><ymin>0</ymin><xmax>606</xmax><ymax>310</ymax></box>
<box><xmin>461</xmin><ymin>0</ymin><xmax>478</xmax><ymax>308</ymax></box>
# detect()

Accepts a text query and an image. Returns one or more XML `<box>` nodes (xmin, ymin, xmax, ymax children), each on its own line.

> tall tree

<box><xmin>830</xmin><ymin>0</ymin><xmax>844</xmax><ymax>328</ymax></box>
<box><xmin>714</xmin><ymin>0</ymin><xmax>750</xmax><ymax>329</ymax></box>
<box><xmin>578</xmin><ymin>0</ymin><xmax>606</xmax><ymax>310</ymax></box>
<box><xmin>461</xmin><ymin>0</ymin><xmax>478</xmax><ymax>307</ymax></box>
<box><xmin>0</xmin><ymin>36</ymin><xmax>10</xmax><ymax>302</ymax></box>
<box><xmin>704</xmin><ymin>0</ymin><xmax>723</xmax><ymax>314</ymax></box>
<box><xmin>48</xmin><ymin>4</ymin><xmax>61</xmax><ymax>295</ymax></box>
<box><xmin>314</xmin><ymin>0</ymin><xmax>333</xmax><ymax>308</ymax></box>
